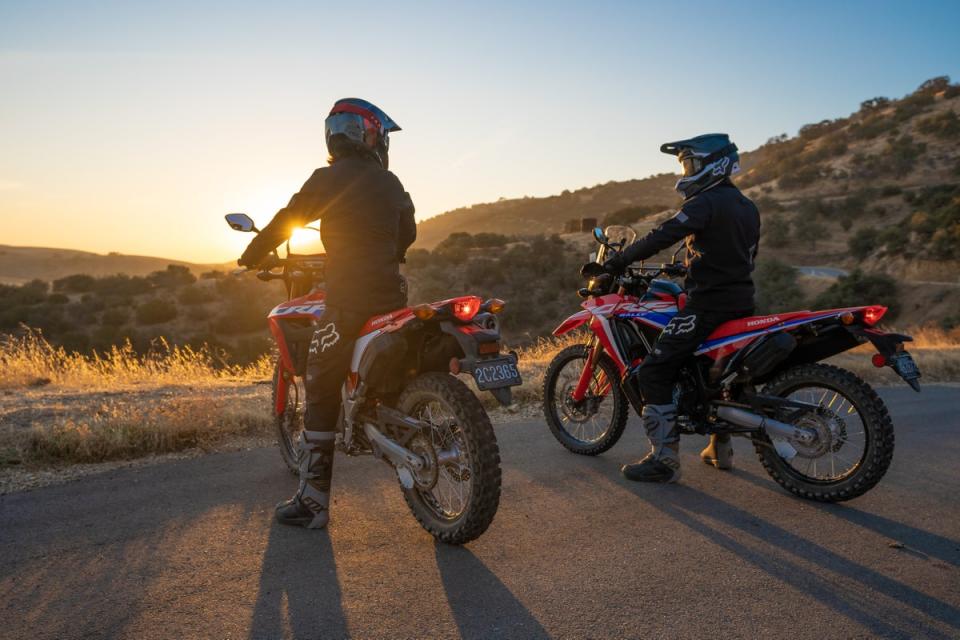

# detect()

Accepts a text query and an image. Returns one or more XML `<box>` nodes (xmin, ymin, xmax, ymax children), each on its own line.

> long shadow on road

<box><xmin>435</xmin><ymin>542</ymin><xmax>550</xmax><ymax>640</ymax></box>
<box><xmin>594</xmin><ymin>461</ymin><xmax>960</xmax><ymax>639</ymax></box>
<box><xmin>249</xmin><ymin>524</ymin><xmax>349</xmax><ymax>640</ymax></box>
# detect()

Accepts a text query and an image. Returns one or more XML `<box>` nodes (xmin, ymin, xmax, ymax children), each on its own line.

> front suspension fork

<box><xmin>570</xmin><ymin>338</ymin><xmax>611</xmax><ymax>402</ymax></box>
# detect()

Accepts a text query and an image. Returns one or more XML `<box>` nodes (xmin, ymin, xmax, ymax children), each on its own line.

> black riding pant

<box><xmin>632</xmin><ymin>306</ymin><xmax>753</xmax><ymax>405</ymax></box>
<box><xmin>303</xmin><ymin>307</ymin><xmax>369</xmax><ymax>434</ymax></box>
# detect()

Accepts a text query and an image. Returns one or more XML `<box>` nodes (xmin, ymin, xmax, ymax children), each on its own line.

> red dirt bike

<box><xmin>543</xmin><ymin>225</ymin><xmax>921</xmax><ymax>502</ymax></box>
<box><xmin>226</xmin><ymin>213</ymin><xmax>521</xmax><ymax>543</ymax></box>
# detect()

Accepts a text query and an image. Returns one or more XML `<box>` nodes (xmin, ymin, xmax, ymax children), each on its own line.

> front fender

<box><xmin>553</xmin><ymin>309</ymin><xmax>591</xmax><ymax>336</ymax></box>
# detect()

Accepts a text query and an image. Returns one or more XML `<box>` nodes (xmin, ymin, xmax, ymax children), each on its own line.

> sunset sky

<box><xmin>2</xmin><ymin>1</ymin><xmax>959</xmax><ymax>263</ymax></box>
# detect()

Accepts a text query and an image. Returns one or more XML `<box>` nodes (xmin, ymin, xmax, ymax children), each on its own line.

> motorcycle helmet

<box><xmin>325</xmin><ymin>98</ymin><xmax>401</xmax><ymax>169</ymax></box>
<box><xmin>660</xmin><ymin>133</ymin><xmax>740</xmax><ymax>199</ymax></box>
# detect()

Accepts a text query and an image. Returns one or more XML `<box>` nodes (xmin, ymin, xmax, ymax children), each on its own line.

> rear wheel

<box><xmin>543</xmin><ymin>344</ymin><xmax>629</xmax><ymax>455</ymax></box>
<box><xmin>272</xmin><ymin>361</ymin><xmax>305</xmax><ymax>474</ymax></box>
<box><xmin>754</xmin><ymin>363</ymin><xmax>894</xmax><ymax>502</ymax></box>
<box><xmin>397</xmin><ymin>372</ymin><xmax>501</xmax><ymax>545</ymax></box>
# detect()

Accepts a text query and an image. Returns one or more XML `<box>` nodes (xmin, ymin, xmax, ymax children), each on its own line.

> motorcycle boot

<box><xmin>622</xmin><ymin>403</ymin><xmax>682</xmax><ymax>483</ymax></box>
<box><xmin>700</xmin><ymin>433</ymin><xmax>734</xmax><ymax>470</ymax></box>
<box><xmin>276</xmin><ymin>430</ymin><xmax>335</xmax><ymax>528</ymax></box>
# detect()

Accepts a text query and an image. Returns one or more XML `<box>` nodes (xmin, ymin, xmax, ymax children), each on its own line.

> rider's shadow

<box><xmin>249</xmin><ymin>523</ymin><xmax>349</xmax><ymax>640</ymax></box>
<box><xmin>434</xmin><ymin>542</ymin><xmax>551</xmax><ymax>640</ymax></box>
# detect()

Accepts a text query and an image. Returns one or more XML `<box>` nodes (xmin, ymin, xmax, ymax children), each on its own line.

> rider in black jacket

<box><xmin>604</xmin><ymin>134</ymin><xmax>760</xmax><ymax>483</ymax></box>
<box><xmin>239</xmin><ymin>98</ymin><xmax>415</xmax><ymax>528</ymax></box>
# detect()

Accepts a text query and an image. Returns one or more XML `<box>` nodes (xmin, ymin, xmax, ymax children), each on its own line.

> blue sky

<box><xmin>1</xmin><ymin>0</ymin><xmax>958</xmax><ymax>261</ymax></box>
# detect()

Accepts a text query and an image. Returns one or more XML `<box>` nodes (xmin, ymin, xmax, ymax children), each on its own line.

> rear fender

<box><xmin>440</xmin><ymin>320</ymin><xmax>519</xmax><ymax>406</ymax></box>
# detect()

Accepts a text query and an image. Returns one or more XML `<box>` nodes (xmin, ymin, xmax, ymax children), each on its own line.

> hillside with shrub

<box><xmin>2</xmin><ymin>76</ymin><xmax>958</xmax><ymax>364</ymax></box>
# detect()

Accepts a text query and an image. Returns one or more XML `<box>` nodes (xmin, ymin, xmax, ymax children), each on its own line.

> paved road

<box><xmin>796</xmin><ymin>266</ymin><xmax>849</xmax><ymax>279</ymax></box>
<box><xmin>1</xmin><ymin>386</ymin><xmax>958</xmax><ymax>639</ymax></box>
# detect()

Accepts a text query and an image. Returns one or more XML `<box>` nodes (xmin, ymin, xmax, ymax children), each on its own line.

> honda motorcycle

<box><xmin>225</xmin><ymin>213</ymin><xmax>521</xmax><ymax>543</ymax></box>
<box><xmin>543</xmin><ymin>225</ymin><xmax>921</xmax><ymax>502</ymax></box>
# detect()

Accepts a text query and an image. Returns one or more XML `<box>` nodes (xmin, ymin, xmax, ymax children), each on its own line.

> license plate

<box><xmin>890</xmin><ymin>352</ymin><xmax>920</xmax><ymax>380</ymax></box>
<box><xmin>473</xmin><ymin>356</ymin><xmax>522</xmax><ymax>390</ymax></box>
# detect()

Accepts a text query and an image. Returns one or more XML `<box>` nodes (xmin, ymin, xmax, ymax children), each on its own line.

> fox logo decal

<box><xmin>309</xmin><ymin>322</ymin><xmax>340</xmax><ymax>355</ymax></box>
<box><xmin>662</xmin><ymin>314</ymin><xmax>697</xmax><ymax>336</ymax></box>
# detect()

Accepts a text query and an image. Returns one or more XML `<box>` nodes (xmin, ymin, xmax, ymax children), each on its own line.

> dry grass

<box><xmin>2</xmin><ymin>326</ymin><xmax>955</xmax><ymax>470</ymax></box>
<box><xmin>14</xmin><ymin>397</ymin><xmax>270</xmax><ymax>465</ymax></box>
<box><xmin>0</xmin><ymin>328</ymin><xmax>273</xmax><ymax>390</ymax></box>
<box><xmin>827</xmin><ymin>326</ymin><xmax>960</xmax><ymax>383</ymax></box>
<box><xmin>0</xmin><ymin>330</ymin><xmax>273</xmax><ymax>468</ymax></box>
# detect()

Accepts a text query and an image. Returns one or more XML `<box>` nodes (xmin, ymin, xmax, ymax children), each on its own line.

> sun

<box><xmin>288</xmin><ymin>226</ymin><xmax>325</xmax><ymax>255</ymax></box>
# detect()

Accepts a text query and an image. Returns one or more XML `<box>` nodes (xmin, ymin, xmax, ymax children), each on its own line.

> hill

<box><xmin>415</xmin><ymin>174</ymin><xmax>678</xmax><ymax>248</ymax></box>
<box><xmin>0</xmin><ymin>245</ymin><xmax>230</xmax><ymax>285</ymax></box>
<box><xmin>416</xmin><ymin>76</ymin><xmax>960</xmax><ymax>265</ymax></box>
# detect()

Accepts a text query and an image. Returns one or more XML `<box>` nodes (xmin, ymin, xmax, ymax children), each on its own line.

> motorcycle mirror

<box><xmin>592</xmin><ymin>227</ymin><xmax>608</xmax><ymax>245</ymax></box>
<box><xmin>225</xmin><ymin>213</ymin><xmax>257</xmax><ymax>233</ymax></box>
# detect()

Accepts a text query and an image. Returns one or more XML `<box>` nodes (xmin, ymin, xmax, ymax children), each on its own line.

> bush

<box><xmin>101</xmin><ymin>307</ymin><xmax>129</xmax><ymax>326</ymax></box>
<box><xmin>754</xmin><ymin>259</ymin><xmax>804</xmax><ymax>314</ymax></box>
<box><xmin>763</xmin><ymin>215</ymin><xmax>791</xmax><ymax>248</ymax></box>
<box><xmin>148</xmin><ymin>265</ymin><xmax>196</xmax><ymax>289</ymax></box>
<box><xmin>136</xmin><ymin>298</ymin><xmax>178</xmax><ymax>325</ymax></box>
<box><xmin>813</xmin><ymin>270</ymin><xmax>899</xmax><ymax>321</ymax></box>
<box><xmin>916</xmin><ymin>110</ymin><xmax>960</xmax><ymax>139</ymax></box>
<box><xmin>848</xmin><ymin>228</ymin><xmax>879</xmax><ymax>259</ymax></box>
<box><xmin>53</xmin><ymin>274</ymin><xmax>96</xmax><ymax>293</ymax></box>
<box><xmin>793</xmin><ymin>215</ymin><xmax>825</xmax><ymax>248</ymax></box>
<box><xmin>178</xmin><ymin>284</ymin><xmax>213</xmax><ymax>305</ymax></box>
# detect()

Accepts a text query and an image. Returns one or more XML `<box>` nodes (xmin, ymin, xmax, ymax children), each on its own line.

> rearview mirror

<box><xmin>225</xmin><ymin>213</ymin><xmax>257</xmax><ymax>232</ymax></box>
<box><xmin>592</xmin><ymin>227</ymin><xmax>608</xmax><ymax>244</ymax></box>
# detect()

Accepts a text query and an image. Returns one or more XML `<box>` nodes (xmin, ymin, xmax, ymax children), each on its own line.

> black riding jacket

<box><xmin>239</xmin><ymin>155</ymin><xmax>416</xmax><ymax>314</ymax></box>
<box><xmin>621</xmin><ymin>180</ymin><xmax>760</xmax><ymax>311</ymax></box>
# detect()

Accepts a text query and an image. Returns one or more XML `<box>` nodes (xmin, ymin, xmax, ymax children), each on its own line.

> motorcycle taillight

<box><xmin>451</xmin><ymin>296</ymin><xmax>482</xmax><ymax>322</ymax></box>
<box><xmin>862</xmin><ymin>305</ymin><xmax>887</xmax><ymax>326</ymax></box>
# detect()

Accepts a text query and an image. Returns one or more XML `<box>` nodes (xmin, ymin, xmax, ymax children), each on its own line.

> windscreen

<box><xmin>595</xmin><ymin>225</ymin><xmax>637</xmax><ymax>264</ymax></box>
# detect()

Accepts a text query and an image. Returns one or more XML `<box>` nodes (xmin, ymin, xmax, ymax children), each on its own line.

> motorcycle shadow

<box><xmin>731</xmin><ymin>467</ymin><xmax>960</xmax><ymax>568</ymax></box>
<box><xmin>599</xmin><ymin>461</ymin><xmax>960</xmax><ymax>640</ymax></box>
<box><xmin>434</xmin><ymin>542</ymin><xmax>551</xmax><ymax>640</ymax></box>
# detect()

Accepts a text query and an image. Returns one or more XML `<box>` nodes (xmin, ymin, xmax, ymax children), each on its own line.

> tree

<box><xmin>763</xmin><ymin>215</ymin><xmax>791</xmax><ymax>248</ymax></box>
<box><xmin>136</xmin><ymin>298</ymin><xmax>178</xmax><ymax>325</ymax></box>
<box><xmin>754</xmin><ymin>259</ymin><xmax>804</xmax><ymax>314</ymax></box>
<box><xmin>814</xmin><ymin>270</ymin><xmax>899</xmax><ymax>321</ymax></box>
<box><xmin>148</xmin><ymin>265</ymin><xmax>196</xmax><ymax>288</ymax></box>
<box><xmin>793</xmin><ymin>215</ymin><xmax>825</xmax><ymax>249</ymax></box>
<box><xmin>848</xmin><ymin>228</ymin><xmax>879</xmax><ymax>259</ymax></box>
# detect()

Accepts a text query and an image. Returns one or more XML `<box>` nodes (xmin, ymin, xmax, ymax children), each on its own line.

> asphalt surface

<box><xmin>1</xmin><ymin>386</ymin><xmax>958</xmax><ymax>640</ymax></box>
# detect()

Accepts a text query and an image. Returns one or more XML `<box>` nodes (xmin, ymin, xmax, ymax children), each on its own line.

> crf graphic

<box><xmin>310</xmin><ymin>322</ymin><xmax>340</xmax><ymax>354</ymax></box>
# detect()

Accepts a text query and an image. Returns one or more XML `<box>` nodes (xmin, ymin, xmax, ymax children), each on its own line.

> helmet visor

<box><xmin>680</xmin><ymin>155</ymin><xmax>702</xmax><ymax>177</ymax></box>
<box><xmin>325</xmin><ymin>112</ymin><xmax>368</xmax><ymax>145</ymax></box>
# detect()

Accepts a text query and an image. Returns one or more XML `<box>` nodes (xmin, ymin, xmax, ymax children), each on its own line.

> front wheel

<box><xmin>755</xmin><ymin>363</ymin><xmax>895</xmax><ymax>502</ymax></box>
<box><xmin>397</xmin><ymin>372</ymin><xmax>501</xmax><ymax>545</ymax></box>
<box><xmin>542</xmin><ymin>344</ymin><xmax>629</xmax><ymax>455</ymax></box>
<box><xmin>272</xmin><ymin>361</ymin><xmax>305</xmax><ymax>474</ymax></box>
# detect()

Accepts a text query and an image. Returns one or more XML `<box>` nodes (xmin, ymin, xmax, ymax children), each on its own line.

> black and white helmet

<box><xmin>661</xmin><ymin>133</ymin><xmax>740</xmax><ymax>199</ymax></box>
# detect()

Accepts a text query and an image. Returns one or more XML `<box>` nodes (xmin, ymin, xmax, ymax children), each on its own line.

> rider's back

<box><xmin>683</xmin><ymin>181</ymin><xmax>760</xmax><ymax>311</ymax></box>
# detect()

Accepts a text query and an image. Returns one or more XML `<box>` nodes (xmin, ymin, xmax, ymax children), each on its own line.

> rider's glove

<box><xmin>602</xmin><ymin>253</ymin><xmax>627</xmax><ymax>275</ymax></box>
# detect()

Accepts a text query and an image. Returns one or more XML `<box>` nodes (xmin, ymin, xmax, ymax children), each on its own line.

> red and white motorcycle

<box><xmin>543</xmin><ymin>225</ymin><xmax>921</xmax><ymax>502</ymax></box>
<box><xmin>226</xmin><ymin>213</ymin><xmax>521</xmax><ymax>543</ymax></box>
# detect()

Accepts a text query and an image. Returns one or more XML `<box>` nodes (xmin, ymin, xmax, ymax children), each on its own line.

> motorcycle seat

<box><xmin>706</xmin><ymin>311</ymin><xmax>814</xmax><ymax>342</ymax></box>
<box><xmin>360</xmin><ymin>307</ymin><xmax>413</xmax><ymax>335</ymax></box>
